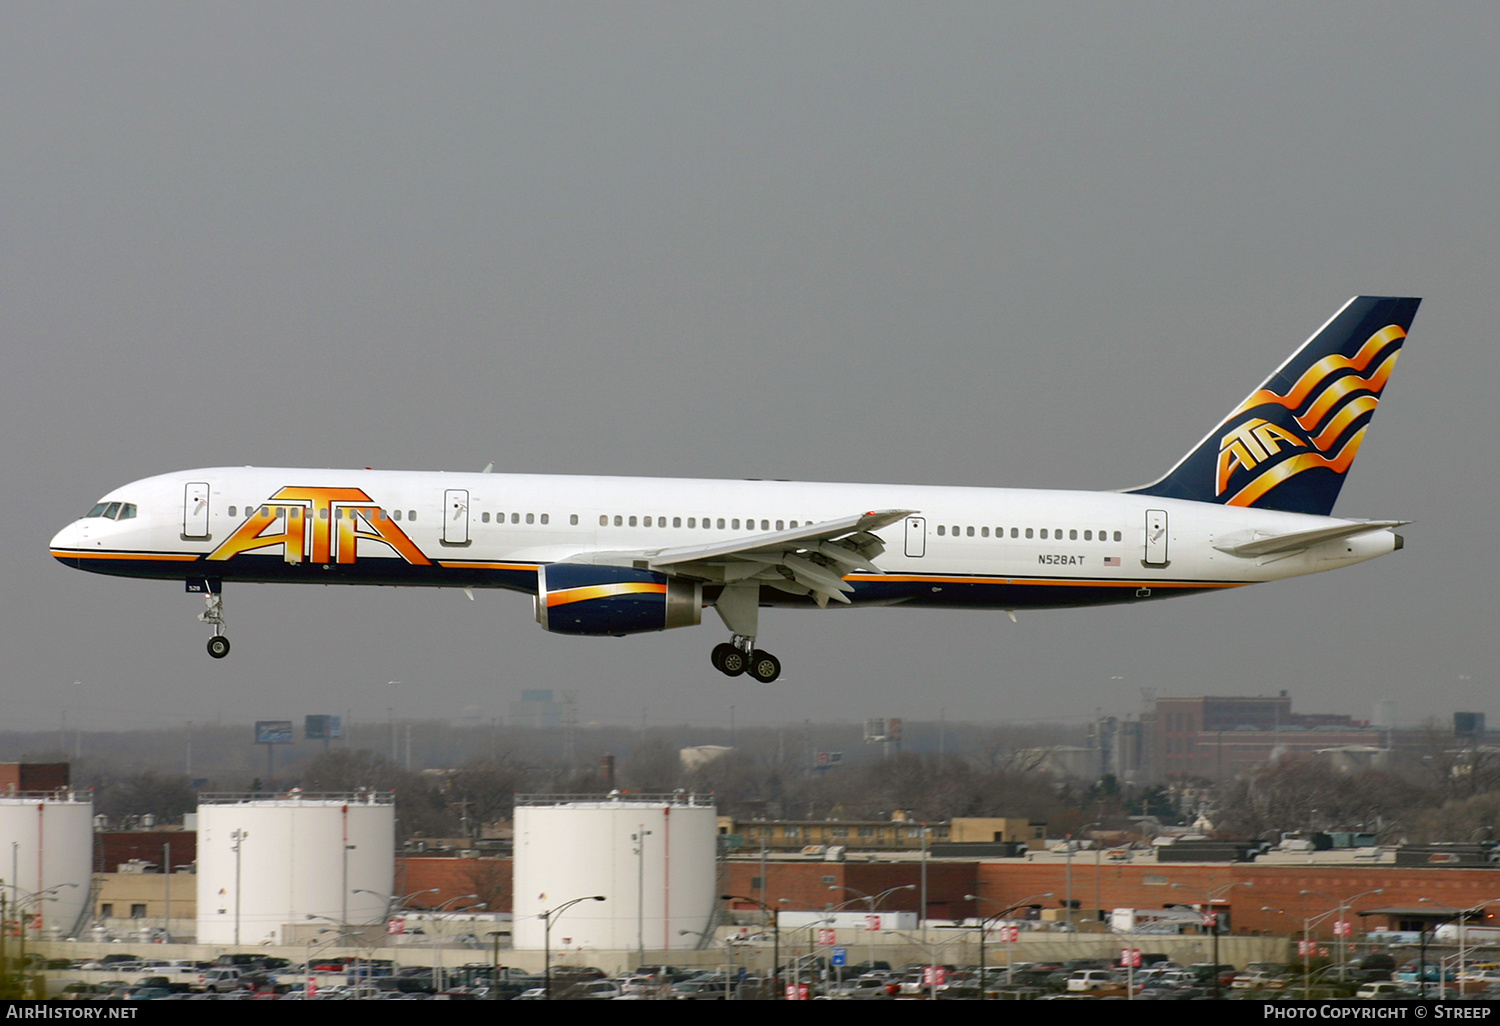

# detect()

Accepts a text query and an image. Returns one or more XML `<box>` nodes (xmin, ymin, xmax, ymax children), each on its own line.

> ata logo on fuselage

<box><xmin>207</xmin><ymin>486</ymin><xmax>431</xmax><ymax>565</ymax></box>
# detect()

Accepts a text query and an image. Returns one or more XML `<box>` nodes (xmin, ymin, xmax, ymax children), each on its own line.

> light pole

<box><xmin>1298</xmin><ymin>906</ymin><xmax>1342</xmax><ymax>997</ymax></box>
<box><xmin>1171</xmin><ymin>880</ymin><xmax>1250</xmax><ymax>999</ymax></box>
<box><xmin>230</xmin><ymin>828</ymin><xmax>248</xmax><ymax>945</ymax></box>
<box><xmin>722</xmin><ymin>893</ymin><xmax>780</xmax><ymax>1000</ymax></box>
<box><xmin>633</xmin><ymin>826</ymin><xmax>652</xmax><ymax>968</ymax></box>
<box><xmin>1300</xmin><ymin>887</ymin><xmax>1384</xmax><ymax>982</ymax></box>
<box><xmin>1416</xmin><ymin>896</ymin><xmax>1500</xmax><ymax>997</ymax></box>
<box><xmin>967</xmin><ymin>892</ymin><xmax>1052</xmax><ymax>995</ymax></box>
<box><xmin>827</xmin><ymin>884</ymin><xmax>915</xmax><ymax>968</ymax></box>
<box><xmin>541</xmin><ymin>895</ymin><xmax>605</xmax><ymax>1000</ymax></box>
<box><xmin>387</xmin><ymin>681</ymin><xmax>400</xmax><ymax>762</ymax></box>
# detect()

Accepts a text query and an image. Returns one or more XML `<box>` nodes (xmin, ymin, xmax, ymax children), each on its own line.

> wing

<box><xmin>557</xmin><ymin>509</ymin><xmax>914</xmax><ymax>607</ymax></box>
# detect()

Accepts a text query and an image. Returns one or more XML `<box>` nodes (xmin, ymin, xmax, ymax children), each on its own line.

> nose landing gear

<box><xmin>196</xmin><ymin>587</ymin><xmax>230</xmax><ymax>659</ymax></box>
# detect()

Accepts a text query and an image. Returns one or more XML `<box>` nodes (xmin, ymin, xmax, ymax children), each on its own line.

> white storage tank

<box><xmin>196</xmin><ymin>791</ymin><xmax>394</xmax><ymax>945</ymax></box>
<box><xmin>0</xmin><ymin>794</ymin><xmax>93</xmax><ymax>938</ymax></box>
<box><xmin>513</xmin><ymin>794</ymin><xmax>717</xmax><ymax>952</ymax></box>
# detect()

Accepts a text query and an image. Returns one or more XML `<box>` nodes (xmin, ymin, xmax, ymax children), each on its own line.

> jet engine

<box><xmin>535</xmin><ymin>563</ymin><xmax>702</xmax><ymax>636</ymax></box>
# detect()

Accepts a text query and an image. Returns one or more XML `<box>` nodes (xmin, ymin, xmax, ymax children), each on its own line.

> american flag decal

<box><xmin>1104</xmin><ymin>556</ymin><xmax>1121</xmax><ymax>566</ymax></box>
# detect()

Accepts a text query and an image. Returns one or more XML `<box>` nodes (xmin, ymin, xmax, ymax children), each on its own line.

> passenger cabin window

<box><xmin>569</xmin><ymin>514</ymin><xmax>578</xmax><ymax>525</ymax></box>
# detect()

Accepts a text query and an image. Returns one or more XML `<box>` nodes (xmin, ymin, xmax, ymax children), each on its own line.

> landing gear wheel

<box><xmin>748</xmin><ymin>649</ymin><xmax>781</xmax><ymax>683</ymax></box>
<box><xmin>711</xmin><ymin>642</ymin><xmax>746</xmax><ymax>677</ymax></box>
<box><xmin>207</xmin><ymin>636</ymin><xmax>230</xmax><ymax>659</ymax></box>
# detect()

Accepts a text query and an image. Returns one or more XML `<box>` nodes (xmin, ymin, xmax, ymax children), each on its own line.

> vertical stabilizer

<box><xmin>1127</xmin><ymin>296</ymin><xmax>1420</xmax><ymax>516</ymax></box>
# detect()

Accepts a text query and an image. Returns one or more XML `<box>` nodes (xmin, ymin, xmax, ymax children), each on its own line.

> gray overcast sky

<box><xmin>4</xmin><ymin>2</ymin><xmax>1497</xmax><ymax>734</ymax></box>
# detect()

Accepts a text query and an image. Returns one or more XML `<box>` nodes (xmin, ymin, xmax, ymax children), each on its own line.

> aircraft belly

<box><xmin>756</xmin><ymin>576</ymin><xmax>1237</xmax><ymax>610</ymax></box>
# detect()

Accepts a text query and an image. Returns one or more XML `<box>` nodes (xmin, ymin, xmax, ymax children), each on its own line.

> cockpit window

<box><xmin>85</xmin><ymin>502</ymin><xmax>138</xmax><ymax>521</ymax></box>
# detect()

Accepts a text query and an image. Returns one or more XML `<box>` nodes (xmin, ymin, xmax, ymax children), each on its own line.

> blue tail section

<box><xmin>1127</xmin><ymin>296</ymin><xmax>1420</xmax><ymax>516</ymax></box>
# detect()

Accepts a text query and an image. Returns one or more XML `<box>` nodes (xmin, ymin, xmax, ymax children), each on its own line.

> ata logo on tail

<box><xmin>1215</xmin><ymin>323</ymin><xmax>1403</xmax><ymax>508</ymax></box>
<box><xmin>207</xmin><ymin>486</ymin><xmax>431</xmax><ymax>565</ymax></box>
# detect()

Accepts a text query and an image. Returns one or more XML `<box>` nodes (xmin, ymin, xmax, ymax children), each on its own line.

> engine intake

<box><xmin>536</xmin><ymin>564</ymin><xmax>702</xmax><ymax>636</ymax></box>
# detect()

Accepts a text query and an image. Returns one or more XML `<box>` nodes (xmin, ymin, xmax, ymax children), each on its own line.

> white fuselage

<box><xmin>50</xmin><ymin>466</ymin><xmax>1399</xmax><ymax>610</ymax></box>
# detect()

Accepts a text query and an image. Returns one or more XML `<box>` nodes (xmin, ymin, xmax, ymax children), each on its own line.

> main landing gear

<box><xmin>198</xmin><ymin>589</ymin><xmax>230</xmax><ymax>659</ymax></box>
<box><xmin>710</xmin><ymin>582</ymin><xmax>781</xmax><ymax>682</ymax></box>
<box><xmin>711</xmin><ymin>638</ymin><xmax>781</xmax><ymax>683</ymax></box>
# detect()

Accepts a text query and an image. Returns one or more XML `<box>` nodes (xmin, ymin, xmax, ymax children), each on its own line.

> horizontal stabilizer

<box><xmin>1213</xmin><ymin>520</ymin><xmax>1408</xmax><ymax>558</ymax></box>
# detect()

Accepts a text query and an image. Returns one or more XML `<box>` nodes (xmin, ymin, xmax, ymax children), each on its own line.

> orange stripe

<box><xmin>1230</xmin><ymin>324</ymin><xmax>1404</xmax><ymax>417</ymax></box>
<box><xmin>51</xmin><ymin>550</ymin><xmax>202</xmax><ymax>562</ymax></box>
<box><xmin>547</xmin><ymin>582</ymin><xmax>668</xmax><ymax>607</ymax></box>
<box><xmin>1225</xmin><ymin>427</ymin><xmax>1365</xmax><ymax>508</ymax></box>
<box><xmin>437</xmin><ymin>561</ymin><xmax>538</xmax><ymax>571</ymax></box>
<box><xmin>1294</xmin><ymin>352</ymin><xmax>1396</xmax><ymax>434</ymax></box>
<box><xmin>1306</xmin><ymin>394</ymin><xmax>1378</xmax><ymax>451</ymax></box>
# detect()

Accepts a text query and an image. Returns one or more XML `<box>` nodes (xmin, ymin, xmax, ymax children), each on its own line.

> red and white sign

<box><xmin>817</xmin><ymin>928</ymin><xmax>837</xmax><ymax>946</ymax></box>
<box><xmin>786</xmin><ymin>983</ymin><xmax>809</xmax><ymax>1001</ymax></box>
<box><xmin>1121</xmin><ymin>947</ymin><xmax>1142</xmax><ymax>967</ymax></box>
<box><xmin>1333</xmin><ymin>919</ymin><xmax>1351</xmax><ymax>937</ymax></box>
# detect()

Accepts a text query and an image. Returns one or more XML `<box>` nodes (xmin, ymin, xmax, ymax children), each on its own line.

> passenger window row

<box><xmin>597</xmin><ymin>516</ymin><xmax>803</xmax><ymax>531</ymax></box>
<box><xmin>934</xmin><ymin>524</ymin><xmax>1123</xmax><ymax>542</ymax></box>
<box><xmin>225</xmin><ymin>506</ymin><xmax>418</xmax><ymax>522</ymax></box>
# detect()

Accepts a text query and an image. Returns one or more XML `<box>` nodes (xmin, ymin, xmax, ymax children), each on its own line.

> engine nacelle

<box><xmin>535</xmin><ymin>563</ymin><xmax>702</xmax><ymax>636</ymax></box>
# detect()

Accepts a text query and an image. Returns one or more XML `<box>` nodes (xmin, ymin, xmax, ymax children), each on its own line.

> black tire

<box><xmin>207</xmin><ymin>636</ymin><xmax>230</xmax><ymax>659</ymax></box>
<box><xmin>749</xmin><ymin>649</ymin><xmax>781</xmax><ymax>683</ymax></box>
<box><xmin>711</xmin><ymin>642</ymin><xmax>735</xmax><ymax>673</ymax></box>
<box><xmin>717</xmin><ymin>644</ymin><xmax>746</xmax><ymax>677</ymax></box>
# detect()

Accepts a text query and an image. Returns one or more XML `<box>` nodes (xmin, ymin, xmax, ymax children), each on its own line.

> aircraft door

<box><xmin>905</xmin><ymin>516</ymin><xmax>926</xmax><ymax>558</ymax></box>
<box><xmin>443</xmin><ymin>489</ymin><xmax>470</xmax><ymax>545</ymax></box>
<box><xmin>183</xmin><ymin>482</ymin><xmax>210</xmax><ymax>539</ymax></box>
<box><xmin>1144</xmin><ymin>509</ymin><xmax>1169</xmax><ymax>567</ymax></box>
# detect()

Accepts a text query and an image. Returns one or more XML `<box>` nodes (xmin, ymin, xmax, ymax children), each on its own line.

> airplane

<box><xmin>51</xmin><ymin>296</ymin><xmax>1419</xmax><ymax>683</ymax></box>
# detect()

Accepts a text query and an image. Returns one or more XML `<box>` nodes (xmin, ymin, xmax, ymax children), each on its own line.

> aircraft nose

<box><xmin>50</xmin><ymin>520</ymin><xmax>85</xmax><ymax>558</ymax></box>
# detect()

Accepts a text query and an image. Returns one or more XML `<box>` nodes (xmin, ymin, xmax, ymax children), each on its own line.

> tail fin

<box><xmin>1127</xmin><ymin>296</ymin><xmax>1420</xmax><ymax>516</ymax></box>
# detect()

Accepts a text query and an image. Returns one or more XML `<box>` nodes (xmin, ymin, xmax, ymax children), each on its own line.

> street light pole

<box><xmin>541</xmin><ymin>895</ymin><xmax>605</xmax><ymax>1000</ymax></box>
<box><xmin>231</xmin><ymin>829</ymin><xmax>248</xmax><ymax>945</ymax></box>
<box><xmin>633</xmin><ymin>827</ymin><xmax>652</xmax><ymax>968</ymax></box>
<box><xmin>723</xmin><ymin>894</ymin><xmax>779</xmax><ymax>1000</ymax></box>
